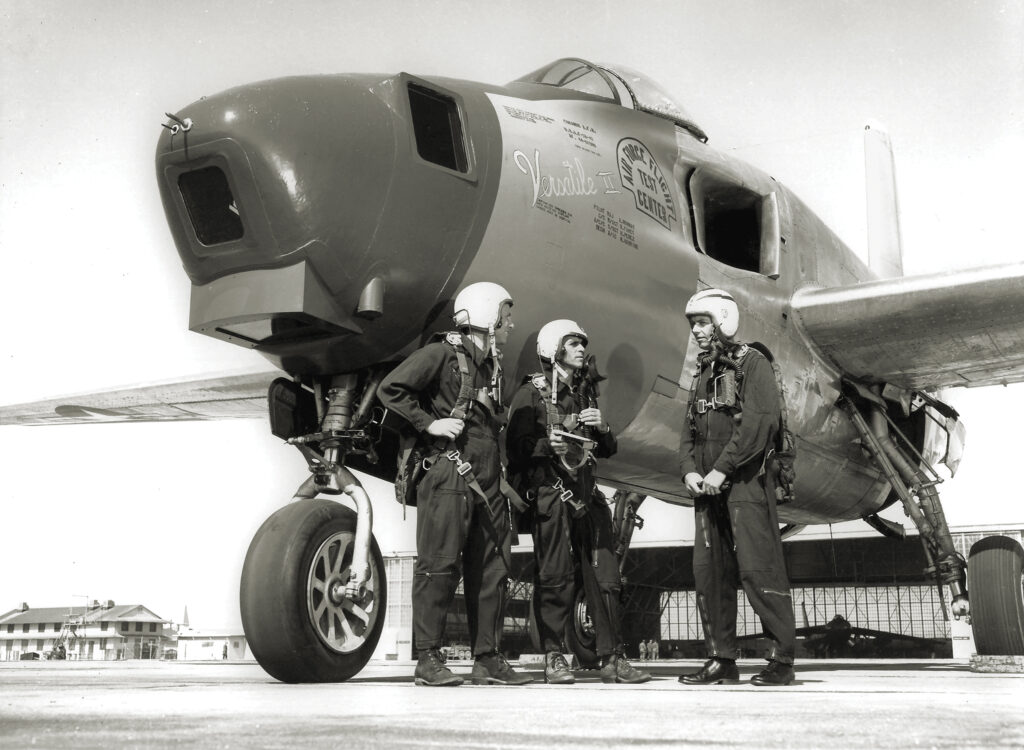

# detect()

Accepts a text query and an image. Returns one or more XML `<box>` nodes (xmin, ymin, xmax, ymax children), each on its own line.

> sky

<box><xmin>1</xmin><ymin>0</ymin><xmax>1022</xmax><ymax>630</ymax></box>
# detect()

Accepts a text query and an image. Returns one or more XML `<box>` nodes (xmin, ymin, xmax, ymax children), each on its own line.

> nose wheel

<box><xmin>240</xmin><ymin>499</ymin><xmax>387</xmax><ymax>682</ymax></box>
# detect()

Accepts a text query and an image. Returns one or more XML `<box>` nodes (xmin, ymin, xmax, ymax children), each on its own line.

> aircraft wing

<box><xmin>0</xmin><ymin>370</ymin><xmax>278</xmax><ymax>426</ymax></box>
<box><xmin>791</xmin><ymin>261</ymin><xmax>1024</xmax><ymax>391</ymax></box>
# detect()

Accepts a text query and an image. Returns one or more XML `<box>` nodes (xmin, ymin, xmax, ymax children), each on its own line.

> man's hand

<box><xmin>549</xmin><ymin>431</ymin><xmax>570</xmax><ymax>456</ymax></box>
<box><xmin>579</xmin><ymin>407</ymin><xmax>609</xmax><ymax>433</ymax></box>
<box><xmin>701</xmin><ymin>469</ymin><xmax>728</xmax><ymax>495</ymax></box>
<box><xmin>426</xmin><ymin>418</ymin><xmax>465</xmax><ymax>440</ymax></box>
<box><xmin>684</xmin><ymin>472</ymin><xmax>704</xmax><ymax>495</ymax></box>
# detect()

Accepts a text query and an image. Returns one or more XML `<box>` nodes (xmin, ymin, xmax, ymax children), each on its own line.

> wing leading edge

<box><xmin>791</xmin><ymin>261</ymin><xmax>1024</xmax><ymax>391</ymax></box>
<box><xmin>0</xmin><ymin>371</ymin><xmax>277</xmax><ymax>426</ymax></box>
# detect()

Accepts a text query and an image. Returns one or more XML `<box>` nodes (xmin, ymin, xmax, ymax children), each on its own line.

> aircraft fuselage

<box><xmin>155</xmin><ymin>62</ymin><xmax>902</xmax><ymax>525</ymax></box>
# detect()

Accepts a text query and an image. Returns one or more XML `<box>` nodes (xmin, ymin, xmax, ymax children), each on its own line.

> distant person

<box><xmin>650</xmin><ymin>639</ymin><xmax>659</xmax><ymax>660</ymax></box>
<box><xmin>507</xmin><ymin>319</ymin><xmax>649</xmax><ymax>685</ymax></box>
<box><xmin>639</xmin><ymin>639</ymin><xmax>648</xmax><ymax>661</ymax></box>
<box><xmin>677</xmin><ymin>289</ymin><xmax>796</xmax><ymax>687</ymax></box>
<box><xmin>379</xmin><ymin>282</ymin><xmax>530</xmax><ymax>688</ymax></box>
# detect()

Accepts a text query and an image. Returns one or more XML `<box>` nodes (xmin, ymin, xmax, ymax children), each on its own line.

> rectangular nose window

<box><xmin>178</xmin><ymin>166</ymin><xmax>244</xmax><ymax>246</ymax></box>
<box><xmin>408</xmin><ymin>83</ymin><xmax>468</xmax><ymax>173</ymax></box>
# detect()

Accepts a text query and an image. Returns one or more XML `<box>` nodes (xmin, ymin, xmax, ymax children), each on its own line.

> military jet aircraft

<box><xmin>3</xmin><ymin>58</ymin><xmax>1022</xmax><ymax>682</ymax></box>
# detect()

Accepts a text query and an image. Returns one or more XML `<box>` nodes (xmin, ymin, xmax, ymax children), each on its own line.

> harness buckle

<box><xmin>445</xmin><ymin>449</ymin><xmax>472</xmax><ymax>476</ymax></box>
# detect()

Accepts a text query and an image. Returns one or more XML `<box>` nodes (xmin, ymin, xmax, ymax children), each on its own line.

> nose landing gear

<box><xmin>239</xmin><ymin>372</ymin><xmax>388</xmax><ymax>682</ymax></box>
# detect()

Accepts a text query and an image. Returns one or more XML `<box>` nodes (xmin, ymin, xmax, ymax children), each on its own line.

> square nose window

<box><xmin>408</xmin><ymin>83</ymin><xmax>468</xmax><ymax>173</ymax></box>
<box><xmin>178</xmin><ymin>166</ymin><xmax>244</xmax><ymax>246</ymax></box>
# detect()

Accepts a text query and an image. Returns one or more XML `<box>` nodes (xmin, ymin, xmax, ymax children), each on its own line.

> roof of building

<box><xmin>0</xmin><ymin>604</ymin><xmax>166</xmax><ymax>625</ymax></box>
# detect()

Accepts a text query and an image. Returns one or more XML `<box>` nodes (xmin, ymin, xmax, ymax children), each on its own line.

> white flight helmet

<box><xmin>452</xmin><ymin>282</ymin><xmax>513</xmax><ymax>331</ymax></box>
<box><xmin>684</xmin><ymin>288</ymin><xmax>739</xmax><ymax>339</ymax></box>
<box><xmin>537</xmin><ymin>319</ymin><xmax>588</xmax><ymax>362</ymax></box>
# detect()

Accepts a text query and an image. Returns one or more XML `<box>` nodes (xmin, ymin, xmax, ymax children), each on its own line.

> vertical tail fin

<box><xmin>864</xmin><ymin>121</ymin><xmax>904</xmax><ymax>278</ymax></box>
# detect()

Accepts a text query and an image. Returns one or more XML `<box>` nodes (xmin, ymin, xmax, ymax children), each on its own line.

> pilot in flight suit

<box><xmin>678</xmin><ymin>289</ymin><xmax>796</xmax><ymax>687</ymax></box>
<box><xmin>378</xmin><ymin>282</ymin><xmax>531</xmax><ymax>688</ymax></box>
<box><xmin>506</xmin><ymin>319</ymin><xmax>650</xmax><ymax>685</ymax></box>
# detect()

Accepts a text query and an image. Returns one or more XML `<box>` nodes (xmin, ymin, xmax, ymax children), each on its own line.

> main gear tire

<box><xmin>240</xmin><ymin>499</ymin><xmax>387</xmax><ymax>682</ymax></box>
<box><xmin>967</xmin><ymin>535</ymin><xmax>1024</xmax><ymax>656</ymax></box>
<box><xmin>565</xmin><ymin>586</ymin><xmax>600</xmax><ymax>669</ymax></box>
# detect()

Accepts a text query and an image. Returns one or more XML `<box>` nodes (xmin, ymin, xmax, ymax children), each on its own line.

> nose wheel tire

<box><xmin>565</xmin><ymin>586</ymin><xmax>600</xmax><ymax>669</ymax></box>
<box><xmin>240</xmin><ymin>499</ymin><xmax>387</xmax><ymax>682</ymax></box>
<box><xmin>967</xmin><ymin>535</ymin><xmax>1024</xmax><ymax>656</ymax></box>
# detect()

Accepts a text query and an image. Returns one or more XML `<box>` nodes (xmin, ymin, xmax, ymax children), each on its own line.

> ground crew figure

<box><xmin>639</xmin><ymin>639</ymin><xmax>648</xmax><ymax>661</ymax></box>
<box><xmin>507</xmin><ymin>320</ymin><xmax>650</xmax><ymax>685</ymax></box>
<box><xmin>650</xmin><ymin>639</ymin><xmax>659</xmax><ymax>660</ymax></box>
<box><xmin>378</xmin><ymin>282</ymin><xmax>532</xmax><ymax>688</ymax></box>
<box><xmin>678</xmin><ymin>289</ymin><xmax>796</xmax><ymax>687</ymax></box>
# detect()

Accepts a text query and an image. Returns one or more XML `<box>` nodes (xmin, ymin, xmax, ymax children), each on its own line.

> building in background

<box><xmin>0</xmin><ymin>601</ymin><xmax>174</xmax><ymax>661</ymax></box>
<box><xmin>175</xmin><ymin>628</ymin><xmax>248</xmax><ymax>660</ymax></box>
<box><xmin>374</xmin><ymin>523</ymin><xmax>1023</xmax><ymax>661</ymax></box>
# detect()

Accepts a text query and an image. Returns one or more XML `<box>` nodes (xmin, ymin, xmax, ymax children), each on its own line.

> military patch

<box><xmin>444</xmin><ymin>331</ymin><xmax>463</xmax><ymax>348</ymax></box>
<box><xmin>531</xmin><ymin>373</ymin><xmax>547</xmax><ymax>390</ymax></box>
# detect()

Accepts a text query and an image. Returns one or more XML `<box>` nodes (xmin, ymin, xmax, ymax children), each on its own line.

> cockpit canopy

<box><xmin>515</xmin><ymin>58</ymin><xmax>708</xmax><ymax>142</ymax></box>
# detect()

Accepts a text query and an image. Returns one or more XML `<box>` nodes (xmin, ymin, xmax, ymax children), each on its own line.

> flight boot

<box><xmin>413</xmin><ymin>648</ymin><xmax>463</xmax><ymax>687</ymax></box>
<box><xmin>471</xmin><ymin>652</ymin><xmax>534</xmax><ymax>685</ymax></box>
<box><xmin>678</xmin><ymin>657</ymin><xmax>740</xmax><ymax>685</ymax></box>
<box><xmin>750</xmin><ymin>660</ymin><xmax>795</xmax><ymax>686</ymax></box>
<box><xmin>599</xmin><ymin>653</ymin><xmax>651</xmax><ymax>684</ymax></box>
<box><xmin>544</xmin><ymin>651</ymin><xmax>575</xmax><ymax>684</ymax></box>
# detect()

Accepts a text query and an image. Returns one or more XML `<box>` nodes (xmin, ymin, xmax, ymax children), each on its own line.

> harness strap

<box><xmin>448</xmin><ymin>335</ymin><xmax>476</xmax><ymax>420</ymax></box>
<box><xmin>443</xmin><ymin>449</ymin><xmax>519</xmax><ymax>571</ymax></box>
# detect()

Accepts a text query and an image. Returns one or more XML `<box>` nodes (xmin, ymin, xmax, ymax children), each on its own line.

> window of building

<box><xmin>22</xmin><ymin>624</ymin><xmax>29</xmax><ymax>633</ymax></box>
<box><xmin>407</xmin><ymin>83</ymin><xmax>468</xmax><ymax>173</ymax></box>
<box><xmin>121</xmin><ymin>622</ymin><xmax>129</xmax><ymax>632</ymax></box>
<box><xmin>135</xmin><ymin>623</ymin><xmax>143</xmax><ymax>632</ymax></box>
<box><xmin>149</xmin><ymin>623</ymin><xmax>157</xmax><ymax>633</ymax></box>
<box><xmin>6</xmin><ymin>625</ymin><xmax>12</xmax><ymax>633</ymax></box>
<box><xmin>100</xmin><ymin>622</ymin><xmax>107</xmax><ymax>631</ymax></box>
<box><xmin>53</xmin><ymin>623</ymin><xmax>60</xmax><ymax>632</ymax></box>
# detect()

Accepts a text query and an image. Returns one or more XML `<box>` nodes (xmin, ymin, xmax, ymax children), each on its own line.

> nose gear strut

<box><xmin>287</xmin><ymin>371</ymin><xmax>384</xmax><ymax>600</ymax></box>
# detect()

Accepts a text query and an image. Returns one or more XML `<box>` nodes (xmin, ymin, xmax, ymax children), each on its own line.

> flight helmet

<box><xmin>684</xmin><ymin>288</ymin><xmax>739</xmax><ymax>339</ymax></box>
<box><xmin>537</xmin><ymin>319</ymin><xmax>588</xmax><ymax>363</ymax></box>
<box><xmin>452</xmin><ymin>282</ymin><xmax>513</xmax><ymax>331</ymax></box>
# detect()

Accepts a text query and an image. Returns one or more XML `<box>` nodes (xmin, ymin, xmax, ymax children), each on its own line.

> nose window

<box><xmin>177</xmin><ymin>166</ymin><xmax>244</xmax><ymax>246</ymax></box>
<box><xmin>408</xmin><ymin>83</ymin><xmax>468</xmax><ymax>173</ymax></box>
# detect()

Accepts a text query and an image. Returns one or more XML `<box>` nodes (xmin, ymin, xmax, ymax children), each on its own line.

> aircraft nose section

<box><xmin>155</xmin><ymin>76</ymin><xmax>398</xmax><ymax>350</ymax></box>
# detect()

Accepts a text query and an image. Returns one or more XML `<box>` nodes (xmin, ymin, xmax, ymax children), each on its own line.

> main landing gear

<box><xmin>239</xmin><ymin>372</ymin><xmax>388</xmax><ymax>682</ymax></box>
<box><xmin>841</xmin><ymin>382</ymin><xmax>1024</xmax><ymax>656</ymax></box>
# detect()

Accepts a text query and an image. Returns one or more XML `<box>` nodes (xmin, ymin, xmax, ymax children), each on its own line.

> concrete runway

<box><xmin>0</xmin><ymin>659</ymin><xmax>1020</xmax><ymax>749</ymax></box>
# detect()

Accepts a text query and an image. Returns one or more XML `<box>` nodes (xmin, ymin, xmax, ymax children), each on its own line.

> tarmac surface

<box><xmin>0</xmin><ymin>658</ymin><xmax>1021</xmax><ymax>749</ymax></box>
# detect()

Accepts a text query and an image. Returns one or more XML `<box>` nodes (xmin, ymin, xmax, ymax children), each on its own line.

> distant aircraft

<box><xmin>3</xmin><ymin>58</ymin><xmax>1022</xmax><ymax>681</ymax></box>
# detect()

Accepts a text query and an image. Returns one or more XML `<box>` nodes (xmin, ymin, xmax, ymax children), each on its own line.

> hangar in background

<box><xmin>373</xmin><ymin>523</ymin><xmax>1024</xmax><ymax>662</ymax></box>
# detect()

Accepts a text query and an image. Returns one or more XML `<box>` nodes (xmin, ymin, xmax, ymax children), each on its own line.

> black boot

<box><xmin>678</xmin><ymin>657</ymin><xmax>739</xmax><ymax>685</ymax></box>
<box><xmin>599</xmin><ymin>653</ymin><xmax>652</xmax><ymax>684</ymax></box>
<box><xmin>414</xmin><ymin>648</ymin><xmax>462</xmax><ymax>687</ymax></box>
<box><xmin>544</xmin><ymin>652</ymin><xmax>575</xmax><ymax>684</ymax></box>
<box><xmin>751</xmin><ymin>660</ymin><xmax>795</xmax><ymax>686</ymax></box>
<box><xmin>471</xmin><ymin>652</ymin><xmax>533</xmax><ymax>685</ymax></box>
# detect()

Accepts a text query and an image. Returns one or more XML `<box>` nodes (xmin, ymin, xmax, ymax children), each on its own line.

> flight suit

<box><xmin>378</xmin><ymin>334</ymin><xmax>511</xmax><ymax>657</ymax></box>
<box><xmin>506</xmin><ymin>370</ymin><xmax>621</xmax><ymax>657</ymax></box>
<box><xmin>679</xmin><ymin>346</ymin><xmax>796</xmax><ymax>664</ymax></box>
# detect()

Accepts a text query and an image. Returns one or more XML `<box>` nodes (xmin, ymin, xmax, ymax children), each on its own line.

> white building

<box><xmin>0</xmin><ymin>601</ymin><xmax>173</xmax><ymax>660</ymax></box>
